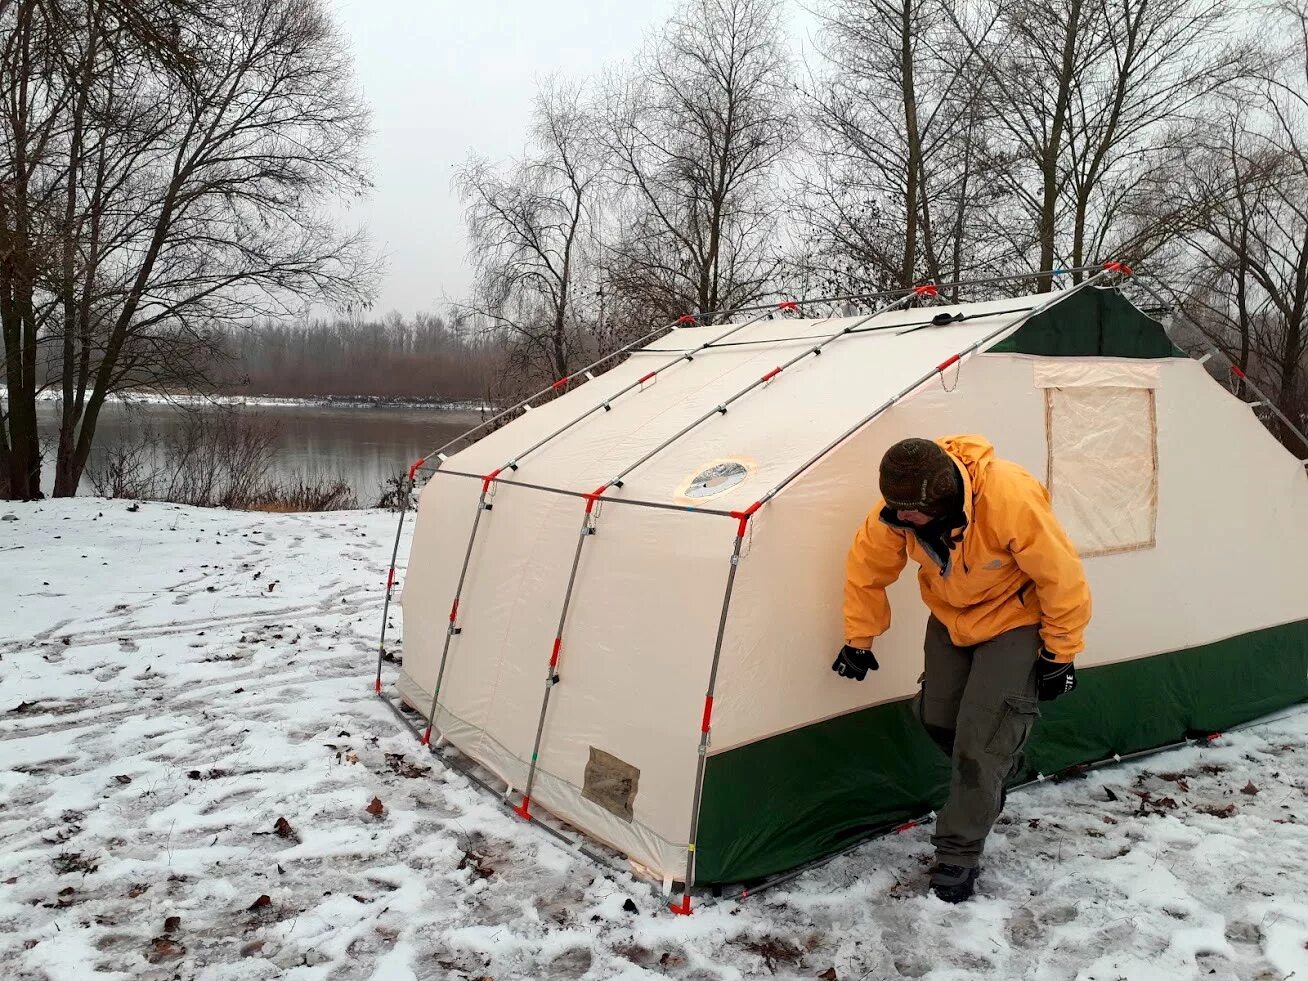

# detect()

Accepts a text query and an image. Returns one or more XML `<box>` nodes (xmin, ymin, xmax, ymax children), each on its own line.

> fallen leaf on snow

<box><xmin>1200</xmin><ymin>803</ymin><xmax>1238</xmax><ymax>819</ymax></box>
<box><xmin>248</xmin><ymin>894</ymin><xmax>272</xmax><ymax>911</ymax></box>
<box><xmin>366</xmin><ymin>797</ymin><xmax>385</xmax><ymax>816</ymax></box>
<box><xmin>164</xmin><ymin>915</ymin><xmax>181</xmax><ymax>933</ymax></box>
<box><xmin>818</xmin><ymin>970</ymin><xmax>839</xmax><ymax>980</ymax></box>
<box><xmin>126</xmin><ymin>883</ymin><xmax>149</xmax><ymax>898</ymax></box>
<box><xmin>113</xmin><ymin>775</ymin><xmax>132</xmax><ymax>785</ymax></box>
<box><xmin>385</xmin><ymin>753</ymin><xmax>430</xmax><ymax>779</ymax></box>
<box><xmin>147</xmin><ymin>937</ymin><xmax>186</xmax><ymax>963</ymax></box>
<box><xmin>273</xmin><ymin>817</ymin><xmax>297</xmax><ymax>840</ymax></box>
<box><xmin>1241</xmin><ymin>781</ymin><xmax>1259</xmax><ymax>795</ymax></box>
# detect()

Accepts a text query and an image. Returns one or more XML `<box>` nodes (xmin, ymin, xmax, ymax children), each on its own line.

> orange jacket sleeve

<box><xmin>1000</xmin><ymin>470</ymin><xmax>1092</xmax><ymax>662</ymax></box>
<box><xmin>843</xmin><ymin>508</ymin><xmax>908</xmax><ymax>648</ymax></box>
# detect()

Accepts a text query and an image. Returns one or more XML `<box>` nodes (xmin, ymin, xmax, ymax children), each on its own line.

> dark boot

<box><xmin>929</xmin><ymin>863</ymin><xmax>979</xmax><ymax>903</ymax></box>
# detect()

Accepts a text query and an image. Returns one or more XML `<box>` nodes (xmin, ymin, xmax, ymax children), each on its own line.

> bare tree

<box><xmin>936</xmin><ymin>0</ymin><xmax>1245</xmax><ymax>288</ymax></box>
<box><xmin>600</xmin><ymin>0</ymin><xmax>792</xmax><ymax>321</ymax></box>
<box><xmin>0</xmin><ymin>0</ymin><xmax>376</xmax><ymax>500</ymax></box>
<box><xmin>453</xmin><ymin>78</ymin><xmax>598</xmax><ymax>389</ymax></box>
<box><xmin>797</xmin><ymin>0</ymin><xmax>1016</xmax><ymax>296</ymax></box>
<box><xmin>1159</xmin><ymin>7</ymin><xmax>1308</xmax><ymax>449</ymax></box>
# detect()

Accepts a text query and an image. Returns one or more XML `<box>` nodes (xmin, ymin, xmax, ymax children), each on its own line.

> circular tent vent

<box><xmin>684</xmin><ymin>461</ymin><xmax>749</xmax><ymax>500</ymax></box>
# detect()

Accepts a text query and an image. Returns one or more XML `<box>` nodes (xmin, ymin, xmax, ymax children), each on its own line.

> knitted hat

<box><xmin>879</xmin><ymin>438</ymin><xmax>958</xmax><ymax>513</ymax></box>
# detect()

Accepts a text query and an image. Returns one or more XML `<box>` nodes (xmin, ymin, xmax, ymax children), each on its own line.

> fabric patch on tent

<box><xmin>582</xmin><ymin>747</ymin><xmax>640</xmax><ymax>822</ymax></box>
<box><xmin>1045</xmin><ymin>386</ymin><xmax>1158</xmax><ymax>556</ymax></box>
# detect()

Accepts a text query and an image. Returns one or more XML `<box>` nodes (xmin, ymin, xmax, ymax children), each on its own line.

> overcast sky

<box><xmin>329</xmin><ymin>0</ymin><xmax>683</xmax><ymax>317</ymax></box>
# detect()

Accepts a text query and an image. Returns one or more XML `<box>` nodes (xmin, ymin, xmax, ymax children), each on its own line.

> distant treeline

<box><xmin>215</xmin><ymin>313</ymin><xmax>501</xmax><ymax>402</ymax></box>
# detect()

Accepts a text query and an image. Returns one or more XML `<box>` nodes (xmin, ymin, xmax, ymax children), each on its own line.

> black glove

<box><xmin>1036</xmin><ymin>650</ymin><xmax>1076</xmax><ymax>700</ymax></box>
<box><xmin>832</xmin><ymin>644</ymin><xmax>879</xmax><ymax>681</ymax></box>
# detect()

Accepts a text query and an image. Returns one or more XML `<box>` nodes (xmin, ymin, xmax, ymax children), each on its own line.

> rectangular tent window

<box><xmin>1044</xmin><ymin>385</ymin><xmax>1158</xmax><ymax>556</ymax></box>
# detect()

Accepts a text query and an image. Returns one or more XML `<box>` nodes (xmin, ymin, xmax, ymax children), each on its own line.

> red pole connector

<box><xmin>386</xmin><ymin>567</ymin><xmax>396</xmax><ymax>589</ymax></box>
<box><xmin>778</xmin><ymin>300</ymin><xmax>799</xmax><ymax>312</ymax></box>
<box><xmin>637</xmin><ymin>371</ymin><xmax>657</xmax><ymax>385</ymax></box>
<box><xmin>584</xmin><ymin>485</ymin><xmax>608</xmax><ymax>514</ymax></box>
<box><xmin>481</xmin><ymin>468</ymin><xmax>502</xmax><ymax>494</ymax></box>
<box><xmin>512</xmin><ymin>796</ymin><xmax>532</xmax><ymax>821</ymax></box>
<box><xmin>729</xmin><ymin>500</ymin><xmax>763</xmax><ymax>538</ymax></box>
<box><xmin>551</xmin><ymin>377</ymin><xmax>571</xmax><ymax>390</ymax></box>
<box><xmin>700</xmin><ymin>695</ymin><xmax>714</xmax><ymax>733</ymax></box>
<box><xmin>894</xmin><ymin>820</ymin><xmax>919</xmax><ymax>834</ymax></box>
<box><xmin>1104</xmin><ymin>260</ymin><xmax>1134</xmax><ymax>277</ymax></box>
<box><xmin>374</xmin><ymin>677</ymin><xmax>382</xmax><ymax>694</ymax></box>
<box><xmin>669</xmin><ymin>895</ymin><xmax>693</xmax><ymax>915</ymax></box>
<box><xmin>449</xmin><ymin>599</ymin><xmax>459</xmax><ymax>624</ymax></box>
<box><xmin>407</xmin><ymin>457</ymin><xmax>427</xmax><ymax>482</ymax></box>
<box><xmin>420</xmin><ymin>725</ymin><xmax>433</xmax><ymax>746</ymax></box>
<box><xmin>913</xmin><ymin>284</ymin><xmax>939</xmax><ymax>297</ymax></box>
<box><xmin>760</xmin><ymin>367</ymin><xmax>782</xmax><ymax>383</ymax></box>
<box><xmin>549</xmin><ymin>637</ymin><xmax>562</xmax><ymax>669</ymax></box>
<box><xmin>935</xmin><ymin>353</ymin><xmax>961</xmax><ymax>373</ymax></box>
<box><xmin>1231</xmin><ymin>365</ymin><xmax>1247</xmax><ymax>380</ymax></box>
<box><xmin>677</xmin><ymin>314</ymin><xmax>697</xmax><ymax>325</ymax></box>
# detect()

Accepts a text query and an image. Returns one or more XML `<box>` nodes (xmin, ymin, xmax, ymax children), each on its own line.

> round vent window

<box><xmin>684</xmin><ymin>461</ymin><xmax>749</xmax><ymax>499</ymax></box>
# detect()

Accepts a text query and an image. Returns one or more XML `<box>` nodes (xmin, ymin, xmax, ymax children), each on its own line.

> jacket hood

<box><xmin>937</xmin><ymin>434</ymin><xmax>996</xmax><ymax>495</ymax></box>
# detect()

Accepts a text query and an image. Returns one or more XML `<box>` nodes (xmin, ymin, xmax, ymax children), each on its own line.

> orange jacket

<box><xmin>843</xmin><ymin>435</ymin><xmax>1091</xmax><ymax>661</ymax></box>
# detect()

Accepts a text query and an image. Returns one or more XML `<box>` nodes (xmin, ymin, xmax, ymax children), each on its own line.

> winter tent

<box><xmin>388</xmin><ymin>270</ymin><xmax>1308</xmax><ymax>903</ymax></box>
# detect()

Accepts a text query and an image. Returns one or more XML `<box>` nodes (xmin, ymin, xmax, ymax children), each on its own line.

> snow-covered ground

<box><xmin>2</xmin><ymin>499</ymin><xmax>1307</xmax><ymax>981</ymax></box>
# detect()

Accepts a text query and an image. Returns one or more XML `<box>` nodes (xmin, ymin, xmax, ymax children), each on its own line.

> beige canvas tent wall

<box><xmin>389</xmin><ymin>273</ymin><xmax>1308</xmax><ymax>901</ymax></box>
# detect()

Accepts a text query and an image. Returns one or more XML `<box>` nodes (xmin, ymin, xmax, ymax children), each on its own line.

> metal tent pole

<box><xmin>410</xmin><ymin>265</ymin><xmax>1106</xmax><ymax>473</ymax></box>
<box><xmin>601</xmin><ymin>286</ymin><xmax>938</xmax><ymax>493</ymax></box>
<box><xmin>754</xmin><ymin>263</ymin><xmax>1131</xmax><ymax>507</ymax></box>
<box><xmin>419</xmin><ymin>472</ymin><xmax>497</xmax><ymax>745</ymax></box>
<box><xmin>499</xmin><ymin>308</ymin><xmax>780</xmax><ymax>473</ymax></box>
<box><xmin>374</xmin><ymin>457</ymin><xmax>426</xmax><ymax>694</ymax></box>
<box><xmin>413</xmin><ymin>309</ymin><xmax>787</xmax><ymax>749</ymax></box>
<box><xmin>669</xmin><ymin>520</ymin><xmax>749</xmax><ymax>915</ymax></box>
<box><xmin>509</xmin><ymin>288</ymin><xmax>936</xmax><ymax>823</ymax></box>
<box><xmin>1130</xmin><ymin>277</ymin><xmax>1308</xmax><ymax>457</ymax></box>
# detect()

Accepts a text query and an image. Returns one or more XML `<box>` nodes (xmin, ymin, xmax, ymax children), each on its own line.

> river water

<box><xmin>35</xmin><ymin>401</ymin><xmax>489</xmax><ymax>504</ymax></box>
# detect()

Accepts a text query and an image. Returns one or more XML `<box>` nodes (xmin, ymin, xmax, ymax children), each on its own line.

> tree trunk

<box><xmin>899</xmin><ymin>1</ymin><xmax>921</xmax><ymax>289</ymax></box>
<box><xmin>1038</xmin><ymin>0</ymin><xmax>1083</xmax><ymax>291</ymax></box>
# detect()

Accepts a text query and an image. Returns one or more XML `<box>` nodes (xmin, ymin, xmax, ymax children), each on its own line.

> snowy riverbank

<box><xmin>1</xmin><ymin>388</ymin><xmax>493</xmax><ymax>412</ymax></box>
<box><xmin>2</xmin><ymin>499</ymin><xmax>1307</xmax><ymax>980</ymax></box>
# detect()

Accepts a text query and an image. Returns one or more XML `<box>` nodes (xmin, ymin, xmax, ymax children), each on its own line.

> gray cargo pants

<box><xmin>913</xmin><ymin>615</ymin><xmax>1041</xmax><ymax>868</ymax></box>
